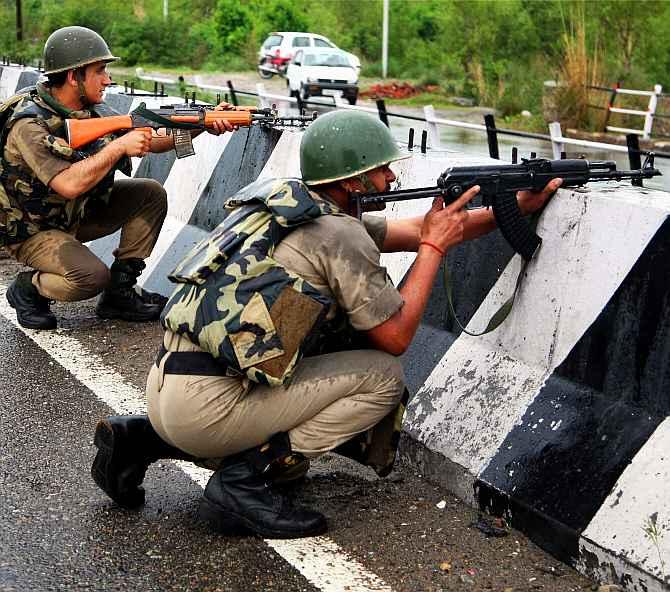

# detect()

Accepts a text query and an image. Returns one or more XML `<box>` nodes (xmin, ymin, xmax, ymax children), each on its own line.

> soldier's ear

<box><xmin>340</xmin><ymin>178</ymin><xmax>358</xmax><ymax>193</ymax></box>
<box><xmin>65</xmin><ymin>70</ymin><xmax>79</xmax><ymax>88</ymax></box>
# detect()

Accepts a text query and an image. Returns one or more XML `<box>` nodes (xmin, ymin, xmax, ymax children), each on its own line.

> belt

<box><xmin>156</xmin><ymin>344</ymin><xmax>228</xmax><ymax>376</ymax></box>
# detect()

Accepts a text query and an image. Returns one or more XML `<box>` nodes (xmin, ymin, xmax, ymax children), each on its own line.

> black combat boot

<box><xmin>198</xmin><ymin>433</ymin><xmax>326</xmax><ymax>538</ymax></box>
<box><xmin>6</xmin><ymin>271</ymin><xmax>57</xmax><ymax>330</ymax></box>
<box><xmin>91</xmin><ymin>415</ymin><xmax>195</xmax><ymax>509</ymax></box>
<box><xmin>95</xmin><ymin>258</ymin><xmax>167</xmax><ymax>322</ymax></box>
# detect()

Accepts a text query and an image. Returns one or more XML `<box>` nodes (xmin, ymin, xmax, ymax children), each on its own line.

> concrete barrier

<box><xmin>1</xmin><ymin>65</ymin><xmax>667</xmax><ymax>591</ymax></box>
<box><xmin>0</xmin><ymin>65</ymin><xmax>40</xmax><ymax>99</ymax></box>
<box><xmin>394</xmin><ymin>152</ymin><xmax>670</xmax><ymax>592</ymax></box>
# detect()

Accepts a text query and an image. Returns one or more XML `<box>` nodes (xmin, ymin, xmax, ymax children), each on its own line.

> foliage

<box><xmin>2</xmin><ymin>0</ymin><xmax>670</xmax><ymax>122</ymax></box>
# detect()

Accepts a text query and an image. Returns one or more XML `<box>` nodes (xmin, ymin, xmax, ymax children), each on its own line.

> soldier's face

<box><xmin>366</xmin><ymin>164</ymin><xmax>396</xmax><ymax>192</ymax></box>
<box><xmin>82</xmin><ymin>62</ymin><xmax>112</xmax><ymax>104</ymax></box>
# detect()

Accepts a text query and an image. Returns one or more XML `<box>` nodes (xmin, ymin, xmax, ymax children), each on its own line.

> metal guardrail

<box><xmin>585</xmin><ymin>83</ymin><xmax>664</xmax><ymax>139</ymax></box>
<box><xmin>130</xmin><ymin>69</ymin><xmax>670</xmax><ymax>179</ymax></box>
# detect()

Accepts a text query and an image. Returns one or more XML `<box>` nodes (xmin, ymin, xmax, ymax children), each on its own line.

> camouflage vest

<box><xmin>0</xmin><ymin>85</ymin><xmax>131</xmax><ymax>246</ymax></box>
<box><xmin>161</xmin><ymin>178</ymin><xmax>341</xmax><ymax>387</ymax></box>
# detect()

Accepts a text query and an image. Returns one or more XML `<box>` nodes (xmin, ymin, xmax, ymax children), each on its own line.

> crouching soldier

<box><xmin>0</xmin><ymin>26</ymin><xmax>232</xmax><ymax>329</ymax></box>
<box><xmin>90</xmin><ymin>111</ymin><xmax>560</xmax><ymax>538</ymax></box>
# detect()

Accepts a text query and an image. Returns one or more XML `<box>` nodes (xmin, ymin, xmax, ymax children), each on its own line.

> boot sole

<box><xmin>198</xmin><ymin>497</ymin><xmax>327</xmax><ymax>539</ymax></box>
<box><xmin>6</xmin><ymin>287</ymin><xmax>57</xmax><ymax>330</ymax></box>
<box><xmin>91</xmin><ymin>420</ymin><xmax>145</xmax><ymax>509</ymax></box>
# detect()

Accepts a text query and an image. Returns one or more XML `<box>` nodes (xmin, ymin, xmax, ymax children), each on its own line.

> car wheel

<box><xmin>258</xmin><ymin>69</ymin><xmax>274</xmax><ymax>79</ymax></box>
<box><xmin>300</xmin><ymin>85</ymin><xmax>310</xmax><ymax>102</ymax></box>
<box><xmin>347</xmin><ymin>95</ymin><xmax>357</xmax><ymax>105</ymax></box>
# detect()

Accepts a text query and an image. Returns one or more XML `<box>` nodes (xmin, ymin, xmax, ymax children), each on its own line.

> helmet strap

<box><xmin>343</xmin><ymin>172</ymin><xmax>378</xmax><ymax>218</ymax></box>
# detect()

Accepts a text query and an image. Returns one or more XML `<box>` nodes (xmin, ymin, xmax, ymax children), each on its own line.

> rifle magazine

<box><xmin>492</xmin><ymin>193</ymin><xmax>541</xmax><ymax>261</ymax></box>
<box><xmin>173</xmin><ymin>129</ymin><xmax>195</xmax><ymax>159</ymax></box>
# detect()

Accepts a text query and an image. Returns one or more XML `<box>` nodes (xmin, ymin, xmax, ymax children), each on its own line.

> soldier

<box><xmin>91</xmin><ymin>110</ymin><xmax>561</xmax><ymax>538</ymax></box>
<box><xmin>0</xmin><ymin>26</ymin><xmax>233</xmax><ymax>329</ymax></box>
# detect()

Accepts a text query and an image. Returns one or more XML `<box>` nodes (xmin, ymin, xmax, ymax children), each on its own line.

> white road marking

<box><xmin>0</xmin><ymin>283</ymin><xmax>392</xmax><ymax>592</ymax></box>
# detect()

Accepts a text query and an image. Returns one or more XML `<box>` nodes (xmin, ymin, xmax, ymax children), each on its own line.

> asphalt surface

<box><xmin>0</xmin><ymin>249</ymin><xmax>597</xmax><ymax>591</ymax></box>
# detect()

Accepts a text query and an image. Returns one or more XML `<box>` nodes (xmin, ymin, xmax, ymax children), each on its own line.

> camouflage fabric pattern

<box><xmin>162</xmin><ymin>179</ymin><xmax>340</xmax><ymax>386</ymax></box>
<box><xmin>0</xmin><ymin>85</ymin><xmax>131</xmax><ymax>246</ymax></box>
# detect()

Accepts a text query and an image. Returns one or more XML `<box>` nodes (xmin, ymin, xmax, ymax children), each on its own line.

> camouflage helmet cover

<box><xmin>300</xmin><ymin>110</ymin><xmax>409</xmax><ymax>186</ymax></box>
<box><xmin>43</xmin><ymin>26</ymin><xmax>119</xmax><ymax>75</ymax></box>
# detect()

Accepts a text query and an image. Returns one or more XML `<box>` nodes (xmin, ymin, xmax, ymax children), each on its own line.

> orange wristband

<box><xmin>419</xmin><ymin>241</ymin><xmax>445</xmax><ymax>257</ymax></box>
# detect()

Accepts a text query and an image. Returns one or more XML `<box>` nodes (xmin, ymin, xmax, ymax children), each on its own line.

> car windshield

<box><xmin>303</xmin><ymin>53</ymin><xmax>350</xmax><ymax>67</ymax></box>
<box><xmin>263</xmin><ymin>35</ymin><xmax>282</xmax><ymax>49</ymax></box>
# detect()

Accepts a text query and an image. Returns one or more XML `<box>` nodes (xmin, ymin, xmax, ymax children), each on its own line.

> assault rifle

<box><xmin>65</xmin><ymin>101</ymin><xmax>317</xmax><ymax>156</ymax></box>
<box><xmin>354</xmin><ymin>156</ymin><xmax>661</xmax><ymax>260</ymax></box>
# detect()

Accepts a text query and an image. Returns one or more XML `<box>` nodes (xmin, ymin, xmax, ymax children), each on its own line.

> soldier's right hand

<box><xmin>420</xmin><ymin>185</ymin><xmax>480</xmax><ymax>253</ymax></box>
<box><xmin>114</xmin><ymin>129</ymin><xmax>153</xmax><ymax>157</ymax></box>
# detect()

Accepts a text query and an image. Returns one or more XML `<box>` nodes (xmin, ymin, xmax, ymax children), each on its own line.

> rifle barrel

<box><xmin>359</xmin><ymin>186</ymin><xmax>442</xmax><ymax>206</ymax></box>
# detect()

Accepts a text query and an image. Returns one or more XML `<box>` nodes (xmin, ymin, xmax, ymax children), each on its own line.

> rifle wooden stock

<box><xmin>66</xmin><ymin>115</ymin><xmax>133</xmax><ymax>149</ymax></box>
<box><xmin>66</xmin><ymin>110</ymin><xmax>255</xmax><ymax>149</ymax></box>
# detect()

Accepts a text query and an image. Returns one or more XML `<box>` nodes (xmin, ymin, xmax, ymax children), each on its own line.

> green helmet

<box><xmin>300</xmin><ymin>110</ymin><xmax>409</xmax><ymax>185</ymax></box>
<box><xmin>43</xmin><ymin>26</ymin><xmax>119</xmax><ymax>75</ymax></box>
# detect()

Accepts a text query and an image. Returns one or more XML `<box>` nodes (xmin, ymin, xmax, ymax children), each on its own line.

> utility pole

<box><xmin>16</xmin><ymin>0</ymin><xmax>23</xmax><ymax>42</ymax></box>
<box><xmin>163</xmin><ymin>0</ymin><xmax>168</xmax><ymax>21</ymax></box>
<box><xmin>382</xmin><ymin>0</ymin><xmax>388</xmax><ymax>78</ymax></box>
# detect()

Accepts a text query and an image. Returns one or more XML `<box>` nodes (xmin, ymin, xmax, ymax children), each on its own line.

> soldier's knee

<box><xmin>145</xmin><ymin>179</ymin><xmax>168</xmax><ymax>215</ymax></box>
<box><xmin>65</xmin><ymin>262</ymin><xmax>111</xmax><ymax>299</ymax></box>
<box><xmin>371</xmin><ymin>351</ymin><xmax>406</xmax><ymax>406</ymax></box>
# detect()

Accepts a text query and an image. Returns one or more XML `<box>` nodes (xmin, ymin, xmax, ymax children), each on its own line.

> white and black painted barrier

<box><xmin>1</xmin><ymin>65</ymin><xmax>668</xmax><ymax>591</ymax></box>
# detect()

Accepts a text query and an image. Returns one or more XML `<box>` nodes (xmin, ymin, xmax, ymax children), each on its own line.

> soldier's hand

<box><xmin>115</xmin><ymin>129</ymin><xmax>153</xmax><ymax>157</ymax></box>
<box><xmin>208</xmin><ymin>102</ymin><xmax>237</xmax><ymax>136</ymax></box>
<box><xmin>517</xmin><ymin>178</ymin><xmax>562</xmax><ymax>215</ymax></box>
<box><xmin>420</xmin><ymin>185</ymin><xmax>479</xmax><ymax>254</ymax></box>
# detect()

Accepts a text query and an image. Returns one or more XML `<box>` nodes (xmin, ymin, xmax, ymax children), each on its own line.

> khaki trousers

<box><xmin>146</xmin><ymin>332</ymin><xmax>406</xmax><ymax>462</ymax></box>
<box><xmin>8</xmin><ymin>178</ymin><xmax>167</xmax><ymax>302</ymax></box>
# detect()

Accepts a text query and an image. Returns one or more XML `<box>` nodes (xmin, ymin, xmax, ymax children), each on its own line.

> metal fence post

<box><xmin>643</xmin><ymin>84</ymin><xmax>662</xmax><ymax>139</ymax></box>
<box><xmin>256</xmin><ymin>83</ymin><xmax>270</xmax><ymax>109</ymax></box>
<box><xmin>602</xmin><ymin>82</ymin><xmax>620</xmax><ymax>132</ymax></box>
<box><xmin>227</xmin><ymin>80</ymin><xmax>238</xmax><ymax>106</ymax></box>
<box><xmin>422</xmin><ymin>105</ymin><xmax>441</xmax><ymax>149</ymax></box>
<box><xmin>484</xmin><ymin>114</ymin><xmax>499</xmax><ymax>159</ymax></box>
<box><xmin>548</xmin><ymin>122</ymin><xmax>565</xmax><ymax>159</ymax></box>
<box><xmin>626</xmin><ymin>134</ymin><xmax>643</xmax><ymax>187</ymax></box>
<box><xmin>376</xmin><ymin>99</ymin><xmax>389</xmax><ymax>127</ymax></box>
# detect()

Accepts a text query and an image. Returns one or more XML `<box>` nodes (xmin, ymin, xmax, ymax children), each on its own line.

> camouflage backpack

<box><xmin>0</xmin><ymin>90</ymin><xmax>33</xmax><ymax>247</ymax></box>
<box><xmin>161</xmin><ymin>177</ymin><xmax>341</xmax><ymax>386</ymax></box>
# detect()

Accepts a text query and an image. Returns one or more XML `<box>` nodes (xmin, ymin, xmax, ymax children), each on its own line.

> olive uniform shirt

<box><xmin>273</xmin><ymin>212</ymin><xmax>403</xmax><ymax>331</ymax></box>
<box><xmin>4</xmin><ymin>118</ymin><xmax>72</xmax><ymax>186</ymax></box>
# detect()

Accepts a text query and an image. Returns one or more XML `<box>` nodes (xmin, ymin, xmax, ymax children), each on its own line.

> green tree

<box><xmin>213</xmin><ymin>0</ymin><xmax>252</xmax><ymax>54</ymax></box>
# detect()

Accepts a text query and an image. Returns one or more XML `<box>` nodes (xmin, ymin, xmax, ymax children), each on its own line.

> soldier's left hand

<box><xmin>208</xmin><ymin>101</ymin><xmax>237</xmax><ymax>135</ymax></box>
<box><xmin>517</xmin><ymin>178</ymin><xmax>563</xmax><ymax>215</ymax></box>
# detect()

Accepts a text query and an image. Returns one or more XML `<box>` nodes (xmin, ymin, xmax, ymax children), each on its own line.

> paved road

<box><xmin>0</xmin><ymin>257</ymin><xmax>594</xmax><ymax>591</ymax></box>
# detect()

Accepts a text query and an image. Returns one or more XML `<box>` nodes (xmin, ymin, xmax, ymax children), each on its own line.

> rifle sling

<box><xmin>444</xmin><ymin>209</ymin><xmax>540</xmax><ymax>336</ymax></box>
<box><xmin>131</xmin><ymin>102</ymin><xmax>196</xmax><ymax>130</ymax></box>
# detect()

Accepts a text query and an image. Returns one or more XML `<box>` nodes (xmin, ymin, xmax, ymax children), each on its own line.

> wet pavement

<box><xmin>0</xmin><ymin>253</ymin><xmax>598</xmax><ymax>592</ymax></box>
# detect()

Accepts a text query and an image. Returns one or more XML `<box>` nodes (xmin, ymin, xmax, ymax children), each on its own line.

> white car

<box><xmin>286</xmin><ymin>48</ymin><xmax>359</xmax><ymax>105</ymax></box>
<box><xmin>258</xmin><ymin>31</ymin><xmax>361</xmax><ymax>79</ymax></box>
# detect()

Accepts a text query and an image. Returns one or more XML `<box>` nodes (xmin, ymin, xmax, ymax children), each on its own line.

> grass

<box><xmin>375</xmin><ymin>93</ymin><xmax>473</xmax><ymax>111</ymax></box>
